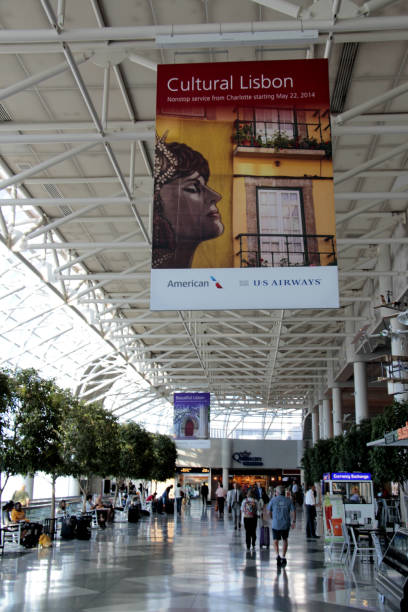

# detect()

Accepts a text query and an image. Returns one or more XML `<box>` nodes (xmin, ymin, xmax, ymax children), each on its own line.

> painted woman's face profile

<box><xmin>159</xmin><ymin>171</ymin><xmax>223</xmax><ymax>243</ymax></box>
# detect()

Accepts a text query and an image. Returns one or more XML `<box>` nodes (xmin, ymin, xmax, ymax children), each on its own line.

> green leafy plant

<box><xmin>233</xmin><ymin>122</ymin><xmax>253</xmax><ymax>145</ymax></box>
<box><xmin>369</xmin><ymin>401</ymin><xmax>408</xmax><ymax>486</ymax></box>
<box><xmin>150</xmin><ymin>433</ymin><xmax>177</xmax><ymax>484</ymax></box>
<box><xmin>302</xmin><ymin>402</ymin><xmax>408</xmax><ymax>489</ymax></box>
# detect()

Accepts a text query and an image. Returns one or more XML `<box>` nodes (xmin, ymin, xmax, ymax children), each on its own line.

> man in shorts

<box><xmin>267</xmin><ymin>485</ymin><xmax>296</xmax><ymax>567</ymax></box>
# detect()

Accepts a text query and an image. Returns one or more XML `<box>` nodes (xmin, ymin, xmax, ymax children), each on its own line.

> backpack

<box><xmin>242</xmin><ymin>499</ymin><xmax>257</xmax><ymax>518</ymax></box>
<box><xmin>21</xmin><ymin>523</ymin><xmax>43</xmax><ymax>548</ymax></box>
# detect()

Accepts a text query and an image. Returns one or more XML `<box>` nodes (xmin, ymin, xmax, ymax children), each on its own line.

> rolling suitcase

<box><xmin>60</xmin><ymin>516</ymin><xmax>76</xmax><ymax>540</ymax></box>
<box><xmin>128</xmin><ymin>506</ymin><xmax>140</xmax><ymax>523</ymax></box>
<box><xmin>21</xmin><ymin>522</ymin><xmax>43</xmax><ymax>548</ymax></box>
<box><xmin>75</xmin><ymin>516</ymin><xmax>92</xmax><ymax>540</ymax></box>
<box><xmin>259</xmin><ymin>525</ymin><xmax>270</xmax><ymax>548</ymax></box>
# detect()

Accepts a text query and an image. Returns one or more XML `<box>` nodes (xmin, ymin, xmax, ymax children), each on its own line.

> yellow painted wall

<box><xmin>232</xmin><ymin>149</ymin><xmax>336</xmax><ymax>266</ymax></box>
<box><xmin>155</xmin><ymin>114</ymin><xmax>335</xmax><ymax>268</ymax></box>
<box><xmin>233</xmin><ymin>153</ymin><xmax>333</xmax><ymax>179</ymax></box>
<box><xmin>312</xmin><ymin>179</ymin><xmax>337</xmax><ymax>265</ymax></box>
<box><xmin>156</xmin><ymin>115</ymin><xmax>233</xmax><ymax>269</ymax></box>
<box><xmin>232</xmin><ymin>177</ymin><xmax>247</xmax><ymax>268</ymax></box>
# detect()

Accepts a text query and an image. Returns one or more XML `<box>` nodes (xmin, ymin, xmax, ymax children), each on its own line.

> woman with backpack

<box><xmin>240</xmin><ymin>488</ymin><xmax>260</xmax><ymax>551</ymax></box>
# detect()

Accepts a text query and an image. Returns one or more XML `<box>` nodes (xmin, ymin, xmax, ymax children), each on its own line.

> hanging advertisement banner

<box><xmin>151</xmin><ymin>59</ymin><xmax>338</xmax><ymax>310</ymax></box>
<box><xmin>174</xmin><ymin>392</ymin><xmax>210</xmax><ymax>448</ymax></box>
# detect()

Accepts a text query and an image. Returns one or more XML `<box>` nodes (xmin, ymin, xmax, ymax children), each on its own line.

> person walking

<box><xmin>305</xmin><ymin>484</ymin><xmax>319</xmax><ymax>539</ymax></box>
<box><xmin>201</xmin><ymin>482</ymin><xmax>209</xmax><ymax>506</ymax></box>
<box><xmin>175</xmin><ymin>483</ymin><xmax>184</xmax><ymax>515</ymax></box>
<box><xmin>241</xmin><ymin>488</ymin><xmax>259</xmax><ymax>551</ymax></box>
<box><xmin>227</xmin><ymin>482</ymin><xmax>243</xmax><ymax>530</ymax></box>
<box><xmin>12</xmin><ymin>484</ymin><xmax>30</xmax><ymax>507</ymax></box>
<box><xmin>291</xmin><ymin>481</ymin><xmax>298</xmax><ymax>506</ymax></box>
<box><xmin>267</xmin><ymin>485</ymin><xmax>296</xmax><ymax>567</ymax></box>
<box><xmin>254</xmin><ymin>481</ymin><xmax>263</xmax><ymax>501</ymax></box>
<box><xmin>215</xmin><ymin>482</ymin><xmax>227</xmax><ymax>517</ymax></box>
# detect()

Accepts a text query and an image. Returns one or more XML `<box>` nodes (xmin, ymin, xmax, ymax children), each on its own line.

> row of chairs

<box><xmin>327</xmin><ymin>520</ymin><xmax>382</xmax><ymax>570</ymax></box>
<box><xmin>0</xmin><ymin>522</ymin><xmax>23</xmax><ymax>554</ymax></box>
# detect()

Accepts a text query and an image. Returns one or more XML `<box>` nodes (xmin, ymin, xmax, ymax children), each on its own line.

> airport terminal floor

<box><xmin>1</xmin><ymin>502</ymin><xmax>383</xmax><ymax>612</ymax></box>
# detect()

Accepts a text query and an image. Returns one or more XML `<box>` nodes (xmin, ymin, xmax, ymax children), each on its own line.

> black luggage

<box><xmin>259</xmin><ymin>525</ymin><xmax>270</xmax><ymax>548</ymax></box>
<box><xmin>21</xmin><ymin>522</ymin><xmax>43</xmax><ymax>548</ymax></box>
<box><xmin>43</xmin><ymin>517</ymin><xmax>58</xmax><ymax>541</ymax></box>
<box><xmin>165</xmin><ymin>499</ymin><xmax>174</xmax><ymax>515</ymax></box>
<box><xmin>61</xmin><ymin>516</ymin><xmax>76</xmax><ymax>540</ymax></box>
<box><xmin>128</xmin><ymin>506</ymin><xmax>140</xmax><ymax>523</ymax></box>
<box><xmin>140</xmin><ymin>509</ymin><xmax>150</xmax><ymax>517</ymax></box>
<box><xmin>75</xmin><ymin>516</ymin><xmax>92</xmax><ymax>540</ymax></box>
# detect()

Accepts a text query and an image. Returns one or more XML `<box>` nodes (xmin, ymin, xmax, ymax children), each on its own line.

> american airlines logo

<box><xmin>167</xmin><ymin>275</ymin><xmax>223</xmax><ymax>289</ymax></box>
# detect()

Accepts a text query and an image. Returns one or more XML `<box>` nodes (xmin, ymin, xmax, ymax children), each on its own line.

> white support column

<box><xmin>318</xmin><ymin>401</ymin><xmax>324</xmax><ymax>439</ymax></box>
<box><xmin>389</xmin><ymin>317</ymin><xmax>408</xmax><ymax>402</ymax></box>
<box><xmin>354</xmin><ymin>361</ymin><xmax>369</xmax><ymax>424</ymax></box>
<box><xmin>323</xmin><ymin>398</ymin><xmax>333</xmax><ymax>439</ymax></box>
<box><xmin>24</xmin><ymin>475</ymin><xmax>34</xmax><ymax>502</ymax></box>
<box><xmin>221</xmin><ymin>438</ymin><xmax>232</xmax><ymax>489</ymax></box>
<box><xmin>312</xmin><ymin>406</ymin><xmax>319</xmax><ymax>444</ymax></box>
<box><xmin>67</xmin><ymin>476</ymin><xmax>81</xmax><ymax>497</ymax></box>
<box><xmin>332</xmin><ymin>386</ymin><xmax>343</xmax><ymax>436</ymax></box>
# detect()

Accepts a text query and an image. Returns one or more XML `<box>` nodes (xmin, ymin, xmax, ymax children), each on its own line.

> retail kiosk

<box><xmin>322</xmin><ymin>472</ymin><xmax>375</xmax><ymax>526</ymax></box>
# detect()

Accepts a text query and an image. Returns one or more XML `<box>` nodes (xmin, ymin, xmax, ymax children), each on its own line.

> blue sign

<box><xmin>331</xmin><ymin>472</ymin><xmax>371</xmax><ymax>481</ymax></box>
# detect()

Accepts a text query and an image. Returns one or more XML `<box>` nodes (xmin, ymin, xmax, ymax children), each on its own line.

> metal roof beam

<box><xmin>0</xmin><ymin>130</ymin><xmax>154</xmax><ymax>144</ymax></box>
<box><xmin>2</xmin><ymin>16</ymin><xmax>408</xmax><ymax>44</ymax></box>
<box><xmin>0</xmin><ymin>54</ymin><xmax>91</xmax><ymax>101</ymax></box>
<box><xmin>0</xmin><ymin>142</ymin><xmax>95</xmax><ymax>191</ymax></box>
<box><xmin>27</xmin><ymin>240</ymin><xmax>148</xmax><ymax>250</ymax></box>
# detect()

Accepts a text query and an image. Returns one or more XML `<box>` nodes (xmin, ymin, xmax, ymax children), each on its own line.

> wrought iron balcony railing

<box><xmin>236</xmin><ymin>233</ymin><xmax>337</xmax><ymax>268</ymax></box>
<box><xmin>233</xmin><ymin>109</ymin><xmax>332</xmax><ymax>158</ymax></box>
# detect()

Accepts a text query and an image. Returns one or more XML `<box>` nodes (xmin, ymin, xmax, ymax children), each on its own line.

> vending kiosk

<box><xmin>322</xmin><ymin>472</ymin><xmax>375</xmax><ymax>527</ymax></box>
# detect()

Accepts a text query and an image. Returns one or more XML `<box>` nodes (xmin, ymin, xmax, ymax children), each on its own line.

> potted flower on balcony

<box><xmin>299</xmin><ymin>136</ymin><xmax>320</xmax><ymax>150</ymax></box>
<box><xmin>233</xmin><ymin>122</ymin><xmax>253</xmax><ymax>146</ymax></box>
<box><xmin>270</xmin><ymin>131</ymin><xmax>292</xmax><ymax>151</ymax></box>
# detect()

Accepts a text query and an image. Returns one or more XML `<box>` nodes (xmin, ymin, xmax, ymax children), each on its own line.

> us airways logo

<box><xmin>252</xmin><ymin>278</ymin><xmax>321</xmax><ymax>287</ymax></box>
<box><xmin>210</xmin><ymin>275</ymin><xmax>223</xmax><ymax>289</ymax></box>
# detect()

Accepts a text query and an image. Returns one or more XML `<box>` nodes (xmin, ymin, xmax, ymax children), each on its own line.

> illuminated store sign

<box><xmin>176</xmin><ymin>467</ymin><xmax>210</xmax><ymax>474</ymax></box>
<box><xmin>232</xmin><ymin>451</ymin><xmax>263</xmax><ymax>467</ymax></box>
<box><xmin>330</xmin><ymin>472</ymin><xmax>371</xmax><ymax>481</ymax></box>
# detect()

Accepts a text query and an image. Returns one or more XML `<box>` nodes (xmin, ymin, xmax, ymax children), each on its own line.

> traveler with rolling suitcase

<box><xmin>258</xmin><ymin>490</ymin><xmax>271</xmax><ymax>548</ymax></box>
<box><xmin>267</xmin><ymin>486</ymin><xmax>296</xmax><ymax>568</ymax></box>
<box><xmin>241</xmin><ymin>488</ymin><xmax>260</xmax><ymax>551</ymax></box>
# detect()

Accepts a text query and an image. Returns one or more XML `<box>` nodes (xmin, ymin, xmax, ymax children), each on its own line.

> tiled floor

<box><xmin>0</xmin><ymin>502</ymin><xmax>384</xmax><ymax>611</ymax></box>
